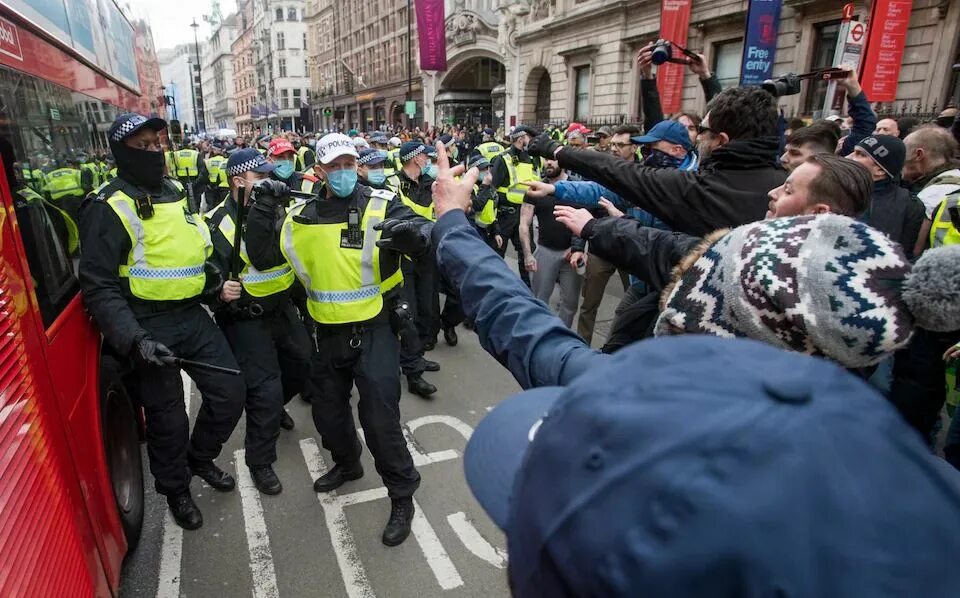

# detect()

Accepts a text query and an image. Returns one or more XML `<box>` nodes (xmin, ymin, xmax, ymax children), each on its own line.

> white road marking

<box><xmin>409</xmin><ymin>499</ymin><xmax>464</xmax><ymax>590</ymax></box>
<box><xmin>406</xmin><ymin>415</ymin><xmax>474</xmax><ymax>442</ymax></box>
<box><xmin>299</xmin><ymin>438</ymin><xmax>374</xmax><ymax>598</ymax></box>
<box><xmin>447</xmin><ymin>512</ymin><xmax>507</xmax><ymax>569</ymax></box>
<box><xmin>357</xmin><ymin>426</ymin><xmax>459</xmax><ymax>468</ymax></box>
<box><xmin>156</xmin><ymin>371</ymin><xmax>193</xmax><ymax>598</ymax></box>
<box><xmin>234</xmin><ymin>449</ymin><xmax>279</xmax><ymax>598</ymax></box>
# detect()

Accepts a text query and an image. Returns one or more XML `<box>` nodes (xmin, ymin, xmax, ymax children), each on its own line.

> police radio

<box><xmin>341</xmin><ymin>206</ymin><xmax>363</xmax><ymax>249</ymax></box>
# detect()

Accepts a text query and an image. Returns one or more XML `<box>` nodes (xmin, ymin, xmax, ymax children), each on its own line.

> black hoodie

<box><xmin>557</xmin><ymin>136</ymin><xmax>786</xmax><ymax>236</ymax></box>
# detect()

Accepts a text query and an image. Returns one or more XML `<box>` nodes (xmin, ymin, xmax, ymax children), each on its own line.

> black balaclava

<box><xmin>110</xmin><ymin>137</ymin><xmax>165</xmax><ymax>191</ymax></box>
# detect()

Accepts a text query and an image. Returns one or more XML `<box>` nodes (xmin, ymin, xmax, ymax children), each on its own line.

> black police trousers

<box><xmin>219</xmin><ymin>302</ymin><xmax>312</xmax><ymax>467</ymax></box>
<box><xmin>311</xmin><ymin>321</ymin><xmax>420</xmax><ymax>499</ymax></box>
<box><xmin>135</xmin><ymin>304</ymin><xmax>245</xmax><ymax>496</ymax></box>
<box><xmin>495</xmin><ymin>207</ymin><xmax>532</xmax><ymax>288</ymax></box>
<box><xmin>399</xmin><ymin>257</ymin><xmax>440</xmax><ymax>375</ymax></box>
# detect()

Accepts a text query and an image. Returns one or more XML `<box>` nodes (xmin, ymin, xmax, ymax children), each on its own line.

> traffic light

<box><xmin>323</xmin><ymin>108</ymin><xmax>332</xmax><ymax>116</ymax></box>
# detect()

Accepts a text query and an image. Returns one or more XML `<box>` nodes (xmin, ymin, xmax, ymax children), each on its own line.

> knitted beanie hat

<box><xmin>655</xmin><ymin>215</ymin><xmax>960</xmax><ymax>368</ymax></box>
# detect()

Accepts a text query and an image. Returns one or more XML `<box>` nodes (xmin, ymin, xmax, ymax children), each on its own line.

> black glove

<box><xmin>527</xmin><ymin>133</ymin><xmax>562</xmax><ymax>159</ymax></box>
<box><xmin>374</xmin><ymin>219</ymin><xmax>426</xmax><ymax>255</ymax></box>
<box><xmin>251</xmin><ymin>179</ymin><xmax>290</xmax><ymax>207</ymax></box>
<box><xmin>133</xmin><ymin>337</ymin><xmax>174</xmax><ymax>367</ymax></box>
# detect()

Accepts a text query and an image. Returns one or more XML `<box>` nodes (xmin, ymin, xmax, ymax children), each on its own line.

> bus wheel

<box><xmin>101</xmin><ymin>364</ymin><xmax>145</xmax><ymax>550</ymax></box>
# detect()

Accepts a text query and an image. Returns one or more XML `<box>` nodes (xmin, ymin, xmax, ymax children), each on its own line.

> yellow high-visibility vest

<box><xmin>930</xmin><ymin>193</ymin><xmax>960</xmax><ymax>248</ymax></box>
<box><xmin>496</xmin><ymin>156</ymin><xmax>539</xmax><ymax>205</ymax></box>
<box><xmin>208</xmin><ymin>201</ymin><xmax>295</xmax><ymax>297</ymax></box>
<box><xmin>280</xmin><ymin>190</ymin><xmax>404</xmax><ymax>324</ymax></box>
<box><xmin>106</xmin><ymin>181</ymin><xmax>212</xmax><ymax>301</ymax></box>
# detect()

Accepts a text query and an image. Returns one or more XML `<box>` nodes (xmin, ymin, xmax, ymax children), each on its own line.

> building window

<box><xmin>303</xmin><ymin>32</ymin><xmax>307</xmax><ymax>49</ymax></box>
<box><xmin>713</xmin><ymin>40</ymin><xmax>744</xmax><ymax>90</ymax></box>
<box><xmin>281</xmin><ymin>89</ymin><xmax>290</xmax><ymax>109</ymax></box>
<box><xmin>804</xmin><ymin>20</ymin><xmax>842</xmax><ymax>115</ymax></box>
<box><xmin>574</xmin><ymin>65</ymin><xmax>591</xmax><ymax>121</ymax></box>
<box><xmin>276</xmin><ymin>31</ymin><xmax>285</xmax><ymax>50</ymax></box>
<box><xmin>288</xmin><ymin>7</ymin><xmax>297</xmax><ymax>21</ymax></box>
<box><xmin>304</xmin><ymin>59</ymin><xmax>309</xmax><ymax>74</ymax></box>
<box><xmin>275</xmin><ymin>8</ymin><xmax>283</xmax><ymax>21</ymax></box>
<box><xmin>293</xmin><ymin>88</ymin><xmax>301</xmax><ymax>107</ymax></box>
<box><xmin>279</xmin><ymin>58</ymin><xmax>287</xmax><ymax>77</ymax></box>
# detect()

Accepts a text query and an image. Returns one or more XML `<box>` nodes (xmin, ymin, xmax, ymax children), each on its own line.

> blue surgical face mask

<box><xmin>274</xmin><ymin>159</ymin><xmax>295</xmax><ymax>179</ymax></box>
<box><xmin>367</xmin><ymin>168</ymin><xmax>386</xmax><ymax>185</ymax></box>
<box><xmin>422</xmin><ymin>163</ymin><xmax>439</xmax><ymax>179</ymax></box>
<box><xmin>327</xmin><ymin>168</ymin><xmax>358</xmax><ymax>198</ymax></box>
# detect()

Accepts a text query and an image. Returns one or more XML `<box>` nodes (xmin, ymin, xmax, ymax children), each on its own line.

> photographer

<box><xmin>528</xmin><ymin>86</ymin><xmax>786</xmax><ymax>236</ymax></box>
<box><xmin>637</xmin><ymin>41</ymin><xmax>721</xmax><ymax>147</ymax></box>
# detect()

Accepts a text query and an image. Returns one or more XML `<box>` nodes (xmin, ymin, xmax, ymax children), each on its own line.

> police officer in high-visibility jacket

<box><xmin>385</xmin><ymin>136</ymin><xmax>402</xmax><ymax>179</ymax></box>
<box><xmin>205</xmin><ymin>149</ymin><xmax>313</xmax><ymax>495</ymax></box>
<box><xmin>475</xmin><ymin>128</ymin><xmax>504</xmax><ymax>163</ymax></box>
<box><xmin>293</xmin><ymin>136</ymin><xmax>316</xmax><ymax>173</ymax></box>
<box><xmin>173</xmin><ymin>144</ymin><xmax>208</xmax><ymax>213</ymax></box>
<box><xmin>465</xmin><ymin>153</ymin><xmax>502</xmax><ymax>250</ymax></box>
<box><xmin>245</xmin><ymin>133</ymin><xmax>429</xmax><ymax>547</ymax></box>
<box><xmin>19</xmin><ymin>160</ymin><xmax>46</xmax><ymax>194</ymax></box>
<box><xmin>357</xmin><ymin>148</ymin><xmax>399</xmax><ymax>192</ymax></box>
<box><xmin>438</xmin><ymin>134</ymin><xmax>460</xmax><ymax>168</ymax></box>
<box><xmin>78</xmin><ymin>113</ymin><xmax>245</xmax><ymax>532</ymax></box>
<box><xmin>395</xmin><ymin>141</ymin><xmax>442</xmax><ymax>398</ymax></box>
<box><xmin>44</xmin><ymin>157</ymin><xmax>85</xmax><ymax>227</ymax></box>
<box><xmin>490</xmin><ymin>124</ymin><xmax>541</xmax><ymax>287</ymax></box>
<box><xmin>266</xmin><ymin>138</ymin><xmax>319</xmax><ymax>195</ymax></box>
<box><xmin>205</xmin><ymin>147</ymin><xmax>229</xmax><ymax>205</ymax></box>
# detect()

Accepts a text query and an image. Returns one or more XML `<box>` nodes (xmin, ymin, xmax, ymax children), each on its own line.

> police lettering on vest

<box><xmin>280</xmin><ymin>190</ymin><xmax>404</xmax><ymax>324</ymax></box>
<box><xmin>45</xmin><ymin>168</ymin><xmax>83</xmax><ymax>200</ymax></box>
<box><xmin>104</xmin><ymin>180</ymin><xmax>212</xmax><ymax>301</ymax></box>
<box><xmin>175</xmin><ymin>149</ymin><xmax>200</xmax><ymax>178</ymax></box>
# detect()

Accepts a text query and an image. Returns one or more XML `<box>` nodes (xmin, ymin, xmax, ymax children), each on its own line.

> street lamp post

<box><xmin>190</xmin><ymin>18</ymin><xmax>206</xmax><ymax>134</ymax></box>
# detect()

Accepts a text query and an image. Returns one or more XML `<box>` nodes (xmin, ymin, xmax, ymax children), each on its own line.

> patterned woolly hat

<box><xmin>655</xmin><ymin>215</ymin><xmax>960</xmax><ymax>368</ymax></box>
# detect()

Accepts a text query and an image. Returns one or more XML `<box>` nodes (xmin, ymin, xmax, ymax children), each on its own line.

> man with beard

<box><xmin>528</xmin><ymin>87</ymin><xmax>787</xmax><ymax>236</ymax></box>
<box><xmin>79</xmin><ymin>113</ymin><xmax>245</xmax><ymax>530</ymax></box>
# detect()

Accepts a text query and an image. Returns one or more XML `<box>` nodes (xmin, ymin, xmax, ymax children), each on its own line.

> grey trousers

<box><xmin>532</xmin><ymin>245</ymin><xmax>582</xmax><ymax>328</ymax></box>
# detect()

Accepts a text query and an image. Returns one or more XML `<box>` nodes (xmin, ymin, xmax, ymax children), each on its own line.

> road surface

<box><xmin>118</xmin><ymin>274</ymin><xmax>626</xmax><ymax>598</ymax></box>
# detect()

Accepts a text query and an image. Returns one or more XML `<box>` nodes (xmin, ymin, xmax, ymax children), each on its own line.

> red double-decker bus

<box><xmin>0</xmin><ymin>1</ymin><xmax>158</xmax><ymax>595</ymax></box>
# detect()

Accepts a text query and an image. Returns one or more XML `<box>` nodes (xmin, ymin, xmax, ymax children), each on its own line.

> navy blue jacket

<box><xmin>434</xmin><ymin>209</ymin><xmax>604</xmax><ymax>389</ymax></box>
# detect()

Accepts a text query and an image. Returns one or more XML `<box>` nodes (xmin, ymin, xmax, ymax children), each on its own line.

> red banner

<box><xmin>657</xmin><ymin>0</ymin><xmax>693</xmax><ymax>114</ymax></box>
<box><xmin>859</xmin><ymin>0</ymin><xmax>913</xmax><ymax>102</ymax></box>
<box><xmin>415</xmin><ymin>0</ymin><xmax>447</xmax><ymax>71</ymax></box>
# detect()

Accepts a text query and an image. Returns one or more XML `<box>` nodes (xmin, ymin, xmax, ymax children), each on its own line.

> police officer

<box><xmin>475</xmin><ymin>128</ymin><xmax>504</xmax><ymax>163</ymax></box>
<box><xmin>173</xmin><ymin>143</ymin><xmax>209</xmax><ymax>213</ymax></box>
<box><xmin>266</xmin><ymin>138</ymin><xmax>319</xmax><ymax>194</ymax></box>
<box><xmin>357</xmin><ymin>148</ymin><xmax>398</xmax><ymax>191</ymax></box>
<box><xmin>78</xmin><ymin>113</ymin><xmax>245</xmax><ymax>530</ymax></box>
<box><xmin>395</xmin><ymin>141</ymin><xmax>441</xmax><ymax>397</ymax></box>
<box><xmin>467</xmin><ymin>153</ymin><xmax>501</xmax><ymax>249</ymax></box>
<box><xmin>293</xmin><ymin>135</ymin><xmax>316</xmax><ymax>173</ymax></box>
<box><xmin>44</xmin><ymin>156</ymin><xmax>85</xmax><ymax>226</ymax></box>
<box><xmin>490</xmin><ymin>124</ymin><xmax>541</xmax><ymax>287</ymax></box>
<box><xmin>385</xmin><ymin>136</ymin><xmax>402</xmax><ymax>179</ymax></box>
<box><xmin>205</xmin><ymin>147</ymin><xmax>229</xmax><ymax>205</ymax></box>
<box><xmin>205</xmin><ymin>149</ymin><xmax>313</xmax><ymax>494</ymax></box>
<box><xmin>80</xmin><ymin>154</ymin><xmax>101</xmax><ymax>191</ymax></box>
<box><xmin>438</xmin><ymin>134</ymin><xmax>460</xmax><ymax>167</ymax></box>
<box><xmin>245</xmin><ymin>133</ymin><xmax>428</xmax><ymax>546</ymax></box>
<box><xmin>19</xmin><ymin>159</ymin><xmax>45</xmax><ymax>194</ymax></box>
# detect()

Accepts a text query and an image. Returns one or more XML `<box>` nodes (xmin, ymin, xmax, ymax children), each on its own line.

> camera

<box><xmin>650</xmin><ymin>39</ymin><xmax>700</xmax><ymax>66</ymax></box>
<box><xmin>761</xmin><ymin>73</ymin><xmax>802</xmax><ymax>97</ymax></box>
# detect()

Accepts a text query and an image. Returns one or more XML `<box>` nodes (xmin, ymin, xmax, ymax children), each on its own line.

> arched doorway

<box><xmin>437</xmin><ymin>56</ymin><xmax>506</xmax><ymax>127</ymax></box>
<box><xmin>535</xmin><ymin>70</ymin><xmax>551</xmax><ymax>124</ymax></box>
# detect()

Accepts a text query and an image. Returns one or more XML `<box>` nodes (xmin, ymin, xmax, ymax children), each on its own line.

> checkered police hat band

<box><xmin>111</xmin><ymin>115</ymin><xmax>148</xmax><ymax>141</ymax></box>
<box><xmin>227</xmin><ymin>155</ymin><xmax>268</xmax><ymax>176</ymax></box>
<box><xmin>401</xmin><ymin>146</ymin><xmax>425</xmax><ymax>162</ymax></box>
<box><xmin>358</xmin><ymin>151</ymin><xmax>387</xmax><ymax>166</ymax></box>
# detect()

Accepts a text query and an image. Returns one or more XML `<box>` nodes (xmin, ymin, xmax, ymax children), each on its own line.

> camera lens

<box><xmin>651</xmin><ymin>45</ymin><xmax>670</xmax><ymax>66</ymax></box>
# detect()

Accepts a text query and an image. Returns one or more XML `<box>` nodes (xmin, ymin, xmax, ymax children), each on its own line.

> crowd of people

<box><xmin>10</xmin><ymin>38</ymin><xmax>960</xmax><ymax>595</ymax></box>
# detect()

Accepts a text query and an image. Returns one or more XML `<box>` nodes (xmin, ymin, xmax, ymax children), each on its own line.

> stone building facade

<box><xmin>502</xmin><ymin>0</ymin><xmax>960</xmax><ymax>127</ymax></box>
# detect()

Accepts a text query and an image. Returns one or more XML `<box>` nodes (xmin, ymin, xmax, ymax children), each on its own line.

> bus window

<box><xmin>0</xmin><ymin>66</ymin><xmax>113</xmax><ymax>328</ymax></box>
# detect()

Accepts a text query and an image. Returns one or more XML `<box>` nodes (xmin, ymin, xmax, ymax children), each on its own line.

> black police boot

<box><xmin>382</xmin><ymin>497</ymin><xmax>415</xmax><ymax>546</ymax></box>
<box><xmin>443</xmin><ymin>325</ymin><xmax>459</xmax><ymax>347</ymax></box>
<box><xmin>407</xmin><ymin>374</ymin><xmax>437</xmax><ymax>398</ymax></box>
<box><xmin>280</xmin><ymin>409</ymin><xmax>295</xmax><ymax>431</ymax></box>
<box><xmin>423</xmin><ymin>339</ymin><xmax>437</xmax><ymax>351</ymax></box>
<box><xmin>313</xmin><ymin>462</ymin><xmax>364</xmax><ymax>493</ymax></box>
<box><xmin>167</xmin><ymin>491</ymin><xmax>203</xmax><ymax>530</ymax></box>
<box><xmin>419</xmin><ymin>358</ymin><xmax>441</xmax><ymax>372</ymax></box>
<box><xmin>190</xmin><ymin>460</ymin><xmax>236</xmax><ymax>491</ymax></box>
<box><xmin>251</xmin><ymin>465</ymin><xmax>283</xmax><ymax>495</ymax></box>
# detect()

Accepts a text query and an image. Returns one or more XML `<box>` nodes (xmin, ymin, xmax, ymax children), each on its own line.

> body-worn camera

<box><xmin>650</xmin><ymin>39</ymin><xmax>700</xmax><ymax>66</ymax></box>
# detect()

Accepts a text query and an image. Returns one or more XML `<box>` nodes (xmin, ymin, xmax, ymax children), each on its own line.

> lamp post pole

<box><xmin>190</xmin><ymin>18</ymin><xmax>206</xmax><ymax>133</ymax></box>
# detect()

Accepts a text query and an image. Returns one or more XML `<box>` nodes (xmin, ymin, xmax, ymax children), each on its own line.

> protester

<box><xmin>875</xmin><ymin>117</ymin><xmax>901</xmax><ymax>137</ymax></box>
<box><xmin>780</xmin><ymin>122</ymin><xmax>840</xmax><ymax>171</ymax></box>
<box><xmin>847</xmin><ymin>134</ymin><xmax>925</xmax><ymax>258</ymax></box>
<box><xmin>462</xmin><ymin>334</ymin><xmax>960</xmax><ymax>598</ymax></box>
<box><xmin>519</xmin><ymin>159</ymin><xmax>585</xmax><ymax>328</ymax></box>
<box><xmin>528</xmin><ymin>86</ymin><xmax>786</xmax><ymax>236</ymax></box>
